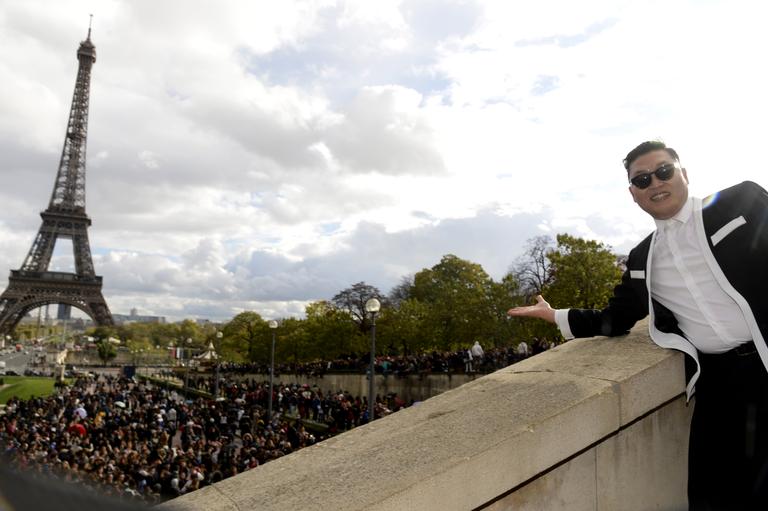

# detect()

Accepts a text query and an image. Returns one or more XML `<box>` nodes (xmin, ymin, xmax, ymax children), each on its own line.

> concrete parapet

<box><xmin>244</xmin><ymin>373</ymin><xmax>479</xmax><ymax>403</ymax></box>
<box><xmin>164</xmin><ymin>319</ymin><xmax>692</xmax><ymax>511</ymax></box>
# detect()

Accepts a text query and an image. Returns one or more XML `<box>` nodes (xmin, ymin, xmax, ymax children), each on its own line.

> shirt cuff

<box><xmin>554</xmin><ymin>309</ymin><xmax>575</xmax><ymax>340</ymax></box>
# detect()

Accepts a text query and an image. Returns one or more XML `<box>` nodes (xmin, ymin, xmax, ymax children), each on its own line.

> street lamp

<box><xmin>214</xmin><ymin>331</ymin><xmax>223</xmax><ymax>398</ymax></box>
<box><xmin>184</xmin><ymin>338</ymin><xmax>193</xmax><ymax>399</ymax></box>
<box><xmin>138</xmin><ymin>348</ymin><xmax>145</xmax><ymax>376</ymax></box>
<box><xmin>268</xmin><ymin>320</ymin><xmax>278</xmax><ymax>421</ymax></box>
<box><xmin>168</xmin><ymin>342</ymin><xmax>175</xmax><ymax>381</ymax></box>
<box><xmin>365</xmin><ymin>298</ymin><xmax>381</xmax><ymax>422</ymax></box>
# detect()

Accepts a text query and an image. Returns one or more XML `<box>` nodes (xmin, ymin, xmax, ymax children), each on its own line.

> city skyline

<box><xmin>1</xmin><ymin>0</ymin><xmax>766</xmax><ymax>321</ymax></box>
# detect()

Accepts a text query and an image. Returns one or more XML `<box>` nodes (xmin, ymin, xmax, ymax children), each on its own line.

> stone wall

<box><xmin>68</xmin><ymin>356</ymin><xmax>482</xmax><ymax>402</ymax></box>
<box><xmin>161</xmin><ymin>318</ymin><xmax>694</xmax><ymax>511</ymax></box>
<box><xmin>238</xmin><ymin>373</ymin><xmax>478</xmax><ymax>403</ymax></box>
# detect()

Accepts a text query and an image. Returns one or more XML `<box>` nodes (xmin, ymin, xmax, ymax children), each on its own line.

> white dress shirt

<box><xmin>556</xmin><ymin>197</ymin><xmax>752</xmax><ymax>353</ymax></box>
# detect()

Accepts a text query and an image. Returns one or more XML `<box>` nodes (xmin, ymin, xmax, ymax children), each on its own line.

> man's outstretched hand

<box><xmin>507</xmin><ymin>295</ymin><xmax>556</xmax><ymax>324</ymax></box>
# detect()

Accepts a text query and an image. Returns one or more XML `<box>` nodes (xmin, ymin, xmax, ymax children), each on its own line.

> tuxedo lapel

<box><xmin>644</xmin><ymin>226</ymin><xmax>701</xmax><ymax>399</ymax></box>
<box><xmin>694</xmin><ymin>196</ymin><xmax>768</xmax><ymax>383</ymax></box>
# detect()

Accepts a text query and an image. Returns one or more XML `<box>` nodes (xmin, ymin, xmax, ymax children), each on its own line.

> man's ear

<box><xmin>681</xmin><ymin>167</ymin><xmax>689</xmax><ymax>184</ymax></box>
<box><xmin>628</xmin><ymin>185</ymin><xmax>638</xmax><ymax>204</ymax></box>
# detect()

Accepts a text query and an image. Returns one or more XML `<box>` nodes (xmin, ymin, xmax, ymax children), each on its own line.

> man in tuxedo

<box><xmin>508</xmin><ymin>140</ymin><xmax>768</xmax><ymax>510</ymax></box>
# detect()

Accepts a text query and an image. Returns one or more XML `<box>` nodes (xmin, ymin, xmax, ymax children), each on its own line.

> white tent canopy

<box><xmin>195</xmin><ymin>341</ymin><xmax>219</xmax><ymax>360</ymax></box>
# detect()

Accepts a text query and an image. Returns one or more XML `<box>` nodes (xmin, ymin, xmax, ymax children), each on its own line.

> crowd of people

<box><xmin>216</xmin><ymin>339</ymin><xmax>553</xmax><ymax>379</ymax></box>
<box><xmin>0</xmin><ymin>375</ymin><xmax>409</xmax><ymax>503</ymax></box>
<box><xmin>0</xmin><ymin>338</ymin><xmax>556</xmax><ymax>503</ymax></box>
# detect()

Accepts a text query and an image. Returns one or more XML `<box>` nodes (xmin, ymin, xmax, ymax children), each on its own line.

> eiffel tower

<box><xmin>0</xmin><ymin>25</ymin><xmax>113</xmax><ymax>335</ymax></box>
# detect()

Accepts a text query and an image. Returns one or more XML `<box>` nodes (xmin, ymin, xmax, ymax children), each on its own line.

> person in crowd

<box><xmin>464</xmin><ymin>347</ymin><xmax>474</xmax><ymax>373</ymax></box>
<box><xmin>470</xmin><ymin>341</ymin><xmax>485</xmax><ymax>371</ymax></box>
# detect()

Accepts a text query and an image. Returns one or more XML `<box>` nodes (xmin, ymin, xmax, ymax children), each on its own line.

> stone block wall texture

<box><xmin>68</xmin><ymin>354</ymin><xmax>476</xmax><ymax>402</ymax></box>
<box><xmin>241</xmin><ymin>373</ymin><xmax>477</xmax><ymax>402</ymax></box>
<box><xmin>163</xmin><ymin>319</ymin><xmax>693</xmax><ymax>511</ymax></box>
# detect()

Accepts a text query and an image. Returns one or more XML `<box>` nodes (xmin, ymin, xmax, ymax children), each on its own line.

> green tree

<box><xmin>486</xmin><ymin>273</ymin><xmax>523</xmax><ymax>347</ymax></box>
<box><xmin>125</xmin><ymin>338</ymin><xmax>152</xmax><ymax>353</ymax></box>
<box><xmin>303</xmin><ymin>301</ymin><xmax>362</xmax><ymax>360</ymax></box>
<box><xmin>177</xmin><ymin>319</ymin><xmax>204</xmax><ymax>345</ymax></box>
<box><xmin>222</xmin><ymin>312</ymin><xmax>270</xmax><ymax>363</ymax></box>
<box><xmin>411</xmin><ymin>254</ymin><xmax>496</xmax><ymax>350</ymax></box>
<box><xmin>545</xmin><ymin>234</ymin><xmax>623</xmax><ymax>310</ymax></box>
<box><xmin>274</xmin><ymin>317</ymin><xmax>307</xmax><ymax>371</ymax></box>
<box><xmin>95</xmin><ymin>340</ymin><xmax>117</xmax><ymax>366</ymax></box>
<box><xmin>89</xmin><ymin>325</ymin><xmax>118</xmax><ymax>341</ymax></box>
<box><xmin>377</xmin><ymin>298</ymin><xmax>434</xmax><ymax>355</ymax></box>
<box><xmin>510</xmin><ymin>235</ymin><xmax>554</xmax><ymax>298</ymax></box>
<box><xmin>332</xmin><ymin>282</ymin><xmax>385</xmax><ymax>333</ymax></box>
<box><xmin>387</xmin><ymin>275</ymin><xmax>414</xmax><ymax>308</ymax></box>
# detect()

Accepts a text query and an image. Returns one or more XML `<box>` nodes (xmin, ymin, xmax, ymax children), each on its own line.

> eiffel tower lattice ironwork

<box><xmin>0</xmin><ymin>26</ymin><xmax>113</xmax><ymax>335</ymax></box>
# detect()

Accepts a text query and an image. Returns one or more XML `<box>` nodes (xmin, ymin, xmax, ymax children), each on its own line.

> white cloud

<box><xmin>325</xmin><ymin>85</ymin><xmax>445</xmax><ymax>175</ymax></box>
<box><xmin>1</xmin><ymin>0</ymin><xmax>767</xmax><ymax>321</ymax></box>
<box><xmin>138</xmin><ymin>150</ymin><xmax>159</xmax><ymax>169</ymax></box>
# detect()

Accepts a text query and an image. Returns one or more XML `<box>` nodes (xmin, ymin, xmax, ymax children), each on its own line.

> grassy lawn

<box><xmin>0</xmin><ymin>376</ymin><xmax>58</xmax><ymax>404</ymax></box>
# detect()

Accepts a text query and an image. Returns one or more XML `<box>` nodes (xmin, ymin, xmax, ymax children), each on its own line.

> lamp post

<box><xmin>267</xmin><ymin>320</ymin><xmax>278</xmax><ymax>421</ymax></box>
<box><xmin>138</xmin><ymin>348</ymin><xmax>145</xmax><ymax>376</ymax></box>
<box><xmin>168</xmin><ymin>342</ymin><xmax>174</xmax><ymax>382</ymax></box>
<box><xmin>60</xmin><ymin>320</ymin><xmax>67</xmax><ymax>350</ymax></box>
<box><xmin>365</xmin><ymin>298</ymin><xmax>381</xmax><ymax>422</ymax></box>
<box><xmin>184</xmin><ymin>338</ymin><xmax>193</xmax><ymax>399</ymax></box>
<box><xmin>214</xmin><ymin>331</ymin><xmax>223</xmax><ymax>398</ymax></box>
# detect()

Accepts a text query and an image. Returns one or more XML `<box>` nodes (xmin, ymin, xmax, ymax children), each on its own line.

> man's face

<box><xmin>628</xmin><ymin>149</ymin><xmax>689</xmax><ymax>220</ymax></box>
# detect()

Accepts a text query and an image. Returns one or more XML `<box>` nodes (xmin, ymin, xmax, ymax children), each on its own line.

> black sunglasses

<box><xmin>629</xmin><ymin>163</ymin><xmax>678</xmax><ymax>189</ymax></box>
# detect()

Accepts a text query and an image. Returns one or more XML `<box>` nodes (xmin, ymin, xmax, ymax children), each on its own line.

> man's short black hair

<box><xmin>623</xmin><ymin>140</ymin><xmax>680</xmax><ymax>172</ymax></box>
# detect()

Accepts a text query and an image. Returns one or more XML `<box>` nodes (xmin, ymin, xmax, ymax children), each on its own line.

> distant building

<box><xmin>67</xmin><ymin>318</ymin><xmax>91</xmax><ymax>330</ymax></box>
<box><xmin>18</xmin><ymin>314</ymin><xmax>39</xmax><ymax>325</ymax></box>
<box><xmin>112</xmin><ymin>309</ymin><xmax>166</xmax><ymax>325</ymax></box>
<box><xmin>57</xmin><ymin>304</ymin><xmax>72</xmax><ymax>320</ymax></box>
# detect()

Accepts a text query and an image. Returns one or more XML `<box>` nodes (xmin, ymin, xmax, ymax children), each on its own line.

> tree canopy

<box><xmin>411</xmin><ymin>254</ymin><xmax>498</xmax><ymax>349</ymax></box>
<box><xmin>221</xmin><ymin>311</ymin><xmax>270</xmax><ymax>363</ymax></box>
<box><xmin>510</xmin><ymin>235</ymin><xmax>554</xmax><ymax>298</ymax></box>
<box><xmin>79</xmin><ymin>235</ymin><xmax>623</xmax><ymax>367</ymax></box>
<box><xmin>545</xmin><ymin>234</ymin><xmax>623</xmax><ymax>310</ymax></box>
<box><xmin>331</xmin><ymin>282</ymin><xmax>385</xmax><ymax>333</ymax></box>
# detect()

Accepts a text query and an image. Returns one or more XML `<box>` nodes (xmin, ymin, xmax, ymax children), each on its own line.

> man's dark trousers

<box><xmin>688</xmin><ymin>345</ymin><xmax>768</xmax><ymax>510</ymax></box>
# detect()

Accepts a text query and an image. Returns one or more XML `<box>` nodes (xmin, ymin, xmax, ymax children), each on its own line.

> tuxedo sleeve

<box><xmin>565</xmin><ymin>251</ymin><xmax>649</xmax><ymax>338</ymax></box>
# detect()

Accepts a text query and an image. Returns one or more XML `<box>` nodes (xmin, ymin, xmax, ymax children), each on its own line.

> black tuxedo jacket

<box><xmin>565</xmin><ymin>181</ymin><xmax>768</xmax><ymax>398</ymax></box>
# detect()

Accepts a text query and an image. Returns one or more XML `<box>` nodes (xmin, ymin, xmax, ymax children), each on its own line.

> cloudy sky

<box><xmin>1</xmin><ymin>0</ymin><xmax>767</xmax><ymax>322</ymax></box>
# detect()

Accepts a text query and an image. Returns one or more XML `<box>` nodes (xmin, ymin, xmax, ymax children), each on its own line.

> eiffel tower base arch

<box><xmin>0</xmin><ymin>270</ymin><xmax>113</xmax><ymax>336</ymax></box>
